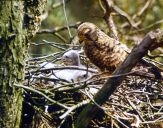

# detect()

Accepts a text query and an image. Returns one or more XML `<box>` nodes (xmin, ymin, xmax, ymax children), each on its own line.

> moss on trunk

<box><xmin>0</xmin><ymin>1</ymin><xmax>26</xmax><ymax>127</ymax></box>
<box><xmin>0</xmin><ymin>0</ymin><xmax>46</xmax><ymax>127</ymax></box>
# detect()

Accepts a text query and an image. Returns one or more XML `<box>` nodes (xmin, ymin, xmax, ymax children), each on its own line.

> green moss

<box><xmin>0</xmin><ymin>0</ymin><xmax>47</xmax><ymax>127</ymax></box>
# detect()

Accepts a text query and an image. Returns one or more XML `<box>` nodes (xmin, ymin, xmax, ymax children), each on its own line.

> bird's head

<box><xmin>77</xmin><ymin>22</ymin><xmax>98</xmax><ymax>44</ymax></box>
<box><xmin>62</xmin><ymin>50</ymin><xmax>80</xmax><ymax>66</ymax></box>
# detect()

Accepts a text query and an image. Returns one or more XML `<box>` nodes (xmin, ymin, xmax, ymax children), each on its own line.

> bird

<box><xmin>61</xmin><ymin>50</ymin><xmax>82</xmax><ymax>66</ymax></box>
<box><xmin>50</xmin><ymin>50</ymin><xmax>93</xmax><ymax>82</ymax></box>
<box><xmin>77</xmin><ymin>22</ymin><xmax>129</xmax><ymax>73</ymax></box>
<box><xmin>77</xmin><ymin>22</ymin><xmax>162</xmax><ymax>78</ymax></box>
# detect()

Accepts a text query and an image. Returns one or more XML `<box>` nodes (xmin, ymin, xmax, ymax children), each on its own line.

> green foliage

<box><xmin>31</xmin><ymin>0</ymin><xmax>163</xmax><ymax>62</ymax></box>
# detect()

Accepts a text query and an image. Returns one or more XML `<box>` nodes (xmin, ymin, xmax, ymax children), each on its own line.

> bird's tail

<box><xmin>133</xmin><ymin>59</ymin><xmax>162</xmax><ymax>80</ymax></box>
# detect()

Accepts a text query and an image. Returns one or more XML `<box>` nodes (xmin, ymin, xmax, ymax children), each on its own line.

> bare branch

<box><xmin>37</xmin><ymin>22</ymin><xmax>81</xmax><ymax>34</ymax></box>
<box><xmin>14</xmin><ymin>84</ymin><xmax>69</xmax><ymax>109</ymax></box>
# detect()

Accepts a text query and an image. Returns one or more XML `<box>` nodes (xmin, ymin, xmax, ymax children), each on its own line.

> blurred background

<box><xmin>29</xmin><ymin>0</ymin><xmax>163</xmax><ymax>62</ymax></box>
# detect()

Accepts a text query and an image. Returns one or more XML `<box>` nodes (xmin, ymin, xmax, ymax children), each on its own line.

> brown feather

<box><xmin>77</xmin><ymin>22</ymin><xmax>128</xmax><ymax>72</ymax></box>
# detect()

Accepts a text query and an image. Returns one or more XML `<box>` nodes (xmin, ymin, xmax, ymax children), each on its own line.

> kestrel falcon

<box><xmin>77</xmin><ymin>22</ymin><xmax>129</xmax><ymax>73</ymax></box>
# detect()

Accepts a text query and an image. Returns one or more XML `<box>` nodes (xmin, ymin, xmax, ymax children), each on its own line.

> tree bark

<box><xmin>0</xmin><ymin>0</ymin><xmax>46</xmax><ymax>127</ymax></box>
<box><xmin>74</xmin><ymin>30</ymin><xmax>163</xmax><ymax>128</ymax></box>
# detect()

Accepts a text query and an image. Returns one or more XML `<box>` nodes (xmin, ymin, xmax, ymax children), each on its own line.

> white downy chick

<box><xmin>51</xmin><ymin>50</ymin><xmax>92</xmax><ymax>82</ymax></box>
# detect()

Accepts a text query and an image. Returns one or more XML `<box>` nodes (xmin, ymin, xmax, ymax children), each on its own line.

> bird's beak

<box><xmin>61</xmin><ymin>58</ymin><xmax>67</xmax><ymax>65</ymax></box>
<box><xmin>79</xmin><ymin>39</ymin><xmax>84</xmax><ymax>44</ymax></box>
<box><xmin>78</xmin><ymin>35</ymin><xmax>84</xmax><ymax>44</ymax></box>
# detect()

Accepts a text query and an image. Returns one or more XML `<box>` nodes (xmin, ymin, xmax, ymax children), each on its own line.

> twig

<box><xmin>52</xmin><ymin>0</ymin><xmax>70</xmax><ymax>9</ymax></box>
<box><xmin>101</xmin><ymin>0</ymin><xmax>119</xmax><ymax>40</ymax></box>
<box><xmin>140</xmin><ymin>116</ymin><xmax>163</xmax><ymax>124</ymax></box>
<box><xmin>26</xmin><ymin>66</ymin><xmax>98</xmax><ymax>75</ymax></box>
<box><xmin>147</xmin><ymin>53</ymin><xmax>163</xmax><ymax>59</ymax></box>
<box><xmin>27</xmin><ymin>52</ymin><xmax>62</xmax><ymax>61</ymax></box>
<box><xmin>59</xmin><ymin>99</ymin><xmax>90</xmax><ymax>119</ymax></box>
<box><xmin>37</xmin><ymin>22</ymin><xmax>80</xmax><ymax>34</ymax></box>
<box><xmin>113</xmin><ymin>5</ymin><xmax>137</xmax><ymax>28</ymax></box>
<box><xmin>126</xmin><ymin>96</ymin><xmax>145</xmax><ymax>122</ymax></box>
<box><xmin>121</xmin><ymin>0</ymin><xmax>153</xmax><ymax>28</ymax></box>
<box><xmin>98</xmin><ymin>0</ymin><xmax>106</xmax><ymax>13</ymax></box>
<box><xmin>54</xmin><ymin>32</ymin><xmax>67</xmax><ymax>43</ymax></box>
<box><xmin>124</xmin><ymin>112</ymin><xmax>141</xmax><ymax>128</ymax></box>
<box><xmin>42</xmin><ymin>40</ymin><xmax>66</xmax><ymax>50</ymax></box>
<box><xmin>133</xmin><ymin>0</ymin><xmax>153</xmax><ymax>19</ymax></box>
<box><xmin>14</xmin><ymin>83</ymin><xmax>69</xmax><ymax>109</ymax></box>
<box><xmin>132</xmin><ymin>19</ymin><xmax>163</xmax><ymax>34</ymax></box>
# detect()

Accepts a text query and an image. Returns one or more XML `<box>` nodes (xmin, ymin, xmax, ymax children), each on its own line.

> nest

<box><xmin>21</xmin><ymin>52</ymin><xmax>163</xmax><ymax>128</ymax></box>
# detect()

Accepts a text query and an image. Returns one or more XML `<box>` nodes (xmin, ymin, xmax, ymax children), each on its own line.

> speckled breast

<box><xmin>84</xmin><ymin>41</ymin><xmax>127</xmax><ymax>72</ymax></box>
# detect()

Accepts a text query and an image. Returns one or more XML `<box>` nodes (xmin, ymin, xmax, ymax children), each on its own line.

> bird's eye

<box><xmin>65</xmin><ymin>55</ymin><xmax>68</xmax><ymax>58</ymax></box>
<box><xmin>83</xmin><ymin>74</ymin><xmax>87</xmax><ymax>77</ymax></box>
<box><xmin>84</xmin><ymin>29</ymin><xmax>98</xmax><ymax>42</ymax></box>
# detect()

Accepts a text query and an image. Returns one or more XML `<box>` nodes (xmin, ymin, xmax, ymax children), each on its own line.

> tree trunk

<box><xmin>0</xmin><ymin>0</ymin><xmax>46</xmax><ymax>127</ymax></box>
